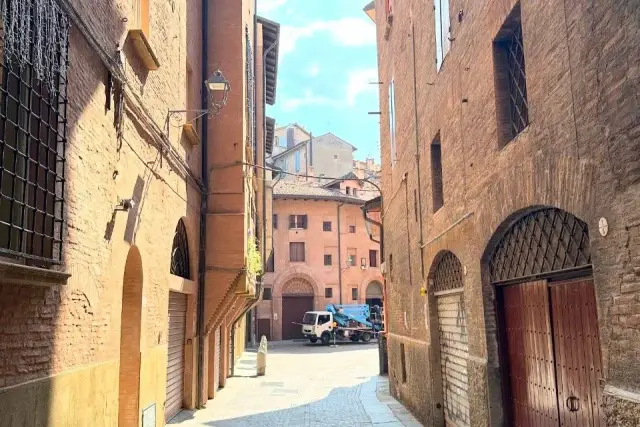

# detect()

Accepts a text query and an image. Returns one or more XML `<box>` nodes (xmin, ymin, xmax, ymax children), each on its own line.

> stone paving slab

<box><xmin>168</xmin><ymin>340</ymin><xmax>422</xmax><ymax>427</ymax></box>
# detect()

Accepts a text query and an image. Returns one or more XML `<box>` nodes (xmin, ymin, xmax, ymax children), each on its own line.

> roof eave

<box><xmin>258</xmin><ymin>16</ymin><xmax>280</xmax><ymax>105</ymax></box>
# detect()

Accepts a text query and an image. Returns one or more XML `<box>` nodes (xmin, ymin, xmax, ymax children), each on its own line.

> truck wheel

<box><xmin>309</xmin><ymin>336</ymin><xmax>318</xmax><ymax>344</ymax></box>
<box><xmin>360</xmin><ymin>332</ymin><xmax>372</xmax><ymax>343</ymax></box>
<box><xmin>321</xmin><ymin>332</ymin><xmax>331</xmax><ymax>346</ymax></box>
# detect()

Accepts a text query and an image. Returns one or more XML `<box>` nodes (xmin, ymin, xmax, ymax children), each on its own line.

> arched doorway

<box><xmin>165</xmin><ymin>220</ymin><xmax>190</xmax><ymax>421</ymax></box>
<box><xmin>488</xmin><ymin>208</ymin><xmax>604</xmax><ymax>426</ymax></box>
<box><xmin>281</xmin><ymin>278</ymin><xmax>314</xmax><ymax>340</ymax></box>
<box><xmin>429</xmin><ymin>251</ymin><xmax>469</xmax><ymax>427</ymax></box>
<box><xmin>119</xmin><ymin>246</ymin><xmax>143</xmax><ymax>427</ymax></box>
<box><xmin>365</xmin><ymin>280</ymin><xmax>383</xmax><ymax>308</ymax></box>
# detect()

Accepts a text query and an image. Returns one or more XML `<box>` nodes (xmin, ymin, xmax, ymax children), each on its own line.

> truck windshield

<box><xmin>302</xmin><ymin>313</ymin><xmax>317</xmax><ymax>325</ymax></box>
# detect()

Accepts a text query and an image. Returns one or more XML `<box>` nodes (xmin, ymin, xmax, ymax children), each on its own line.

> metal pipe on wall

<box><xmin>196</xmin><ymin>0</ymin><xmax>209</xmax><ymax>408</ymax></box>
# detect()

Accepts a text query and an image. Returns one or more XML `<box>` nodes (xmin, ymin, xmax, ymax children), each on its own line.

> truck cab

<box><xmin>301</xmin><ymin>311</ymin><xmax>334</xmax><ymax>345</ymax></box>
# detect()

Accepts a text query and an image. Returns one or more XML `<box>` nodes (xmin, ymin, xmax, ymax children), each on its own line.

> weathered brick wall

<box><xmin>375</xmin><ymin>0</ymin><xmax>640</xmax><ymax>425</ymax></box>
<box><xmin>0</xmin><ymin>0</ymin><xmax>203</xmax><ymax>423</ymax></box>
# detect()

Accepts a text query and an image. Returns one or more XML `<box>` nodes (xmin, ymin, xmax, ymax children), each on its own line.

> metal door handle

<box><xmin>566</xmin><ymin>396</ymin><xmax>580</xmax><ymax>412</ymax></box>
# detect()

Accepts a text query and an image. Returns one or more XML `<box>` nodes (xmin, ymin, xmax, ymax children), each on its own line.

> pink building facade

<box><xmin>258</xmin><ymin>179</ymin><xmax>382</xmax><ymax>341</ymax></box>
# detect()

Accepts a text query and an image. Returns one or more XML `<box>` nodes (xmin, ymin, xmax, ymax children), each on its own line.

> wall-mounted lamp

<box><xmin>166</xmin><ymin>69</ymin><xmax>231</xmax><ymax>128</ymax></box>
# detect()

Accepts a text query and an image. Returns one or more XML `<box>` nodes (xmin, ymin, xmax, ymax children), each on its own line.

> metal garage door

<box><xmin>282</xmin><ymin>296</ymin><xmax>313</xmax><ymax>340</ymax></box>
<box><xmin>214</xmin><ymin>326</ymin><xmax>221</xmax><ymax>391</ymax></box>
<box><xmin>436</xmin><ymin>290</ymin><xmax>470</xmax><ymax>427</ymax></box>
<box><xmin>165</xmin><ymin>292</ymin><xmax>187</xmax><ymax>422</ymax></box>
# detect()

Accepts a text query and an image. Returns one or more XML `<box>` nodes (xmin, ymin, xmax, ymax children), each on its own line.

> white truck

<box><xmin>300</xmin><ymin>304</ymin><xmax>383</xmax><ymax>345</ymax></box>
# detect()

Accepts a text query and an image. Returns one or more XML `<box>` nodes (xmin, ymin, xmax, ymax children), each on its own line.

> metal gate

<box><xmin>492</xmin><ymin>208</ymin><xmax>603</xmax><ymax>426</ymax></box>
<box><xmin>165</xmin><ymin>292</ymin><xmax>187</xmax><ymax>422</ymax></box>
<box><xmin>214</xmin><ymin>326</ymin><xmax>221</xmax><ymax>391</ymax></box>
<box><xmin>432</xmin><ymin>251</ymin><xmax>470</xmax><ymax>427</ymax></box>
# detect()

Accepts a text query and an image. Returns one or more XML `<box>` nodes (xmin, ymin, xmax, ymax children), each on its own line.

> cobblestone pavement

<box><xmin>168</xmin><ymin>340</ymin><xmax>422</xmax><ymax>426</ymax></box>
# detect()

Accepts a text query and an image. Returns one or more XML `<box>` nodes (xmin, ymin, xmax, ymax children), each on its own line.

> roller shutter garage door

<box><xmin>165</xmin><ymin>292</ymin><xmax>187</xmax><ymax>422</ymax></box>
<box><xmin>436</xmin><ymin>291</ymin><xmax>470</xmax><ymax>427</ymax></box>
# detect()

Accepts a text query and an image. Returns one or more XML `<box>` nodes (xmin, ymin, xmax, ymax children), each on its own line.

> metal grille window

<box><xmin>431</xmin><ymin>251</ymin><xmax>464</xmax><ymax>292</ymax></box>
<box><xmin>489</xmin><ymin>208</ymin><xmax>591</xmax><ymax>283</ymax></box>
<box><xmin>324</xmin><ymin>287</ymin><xmax>333</xmax><ymax>298</ymax></box>
<box><xmin>494</xmin><ymin>3</ymin><xmax>529</xmax><ymax>145</ymax></box>
<box><xmin>431</xmin><ymin>135</ymin><xmax>444</xmax><ymax>212</ymax></box>
<box><xmin>0</xmin><ymin>1</ymin><xmax>70</xmax><ymax>264</ymax></box>
<box><xmin>322</xmin><ymin>221</ymin><xmax>331</xmax><ymax>232</ymax></box>
<box><xmin>170</xmin><ymin>220</ymin><xmax>191</xmax><ymax>279</ymax></box>
<box><xmin>324</xmin><ymin>254</ymin><xmax>332</xmax><ymax>266</ymax></box>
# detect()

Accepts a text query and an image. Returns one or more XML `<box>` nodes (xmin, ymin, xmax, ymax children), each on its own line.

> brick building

<box><xmin>0</xmin><ymin>0</ymin><xmax>278</xmax><ymax>425</ymax></box>
<box><xmin>258</xmin><ymin>179</ymin><xmax>382</xmax><ymax>341</ymax></box>
<box><xmin>369</xmin><ymin>0</ymin><xmax>640</xmax><ymax>426</ymax></box>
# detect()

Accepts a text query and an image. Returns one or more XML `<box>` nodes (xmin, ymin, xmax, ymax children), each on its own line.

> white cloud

<box><xmin>346</xmin><ymin>68</ymin><xmax>379</xmax><ymax>106</ymax></box>
<box><xmin>281</xmin><ymin>89</ymin><xmax>340</xmax><ymax>111</ymax></box>
<box><xmin>258</xmin><ymin>0</ymin><xmax>288</xmax><ymax>14</ymax></box>
<box><xmin>307</xmin><ymin>63</ymin><xmax>320</xmax><ymax>77</ymax></box>
<box><xmin>279</xmin><ymin>17</ymin><xmax>376</xmax><ymax>58</ymax></box>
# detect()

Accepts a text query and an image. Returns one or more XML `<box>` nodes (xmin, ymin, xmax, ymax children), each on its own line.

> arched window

<box><xmin>170</xmin><ymin>220</ymin><xmax>191</xmax><ymax>279</ymax></box>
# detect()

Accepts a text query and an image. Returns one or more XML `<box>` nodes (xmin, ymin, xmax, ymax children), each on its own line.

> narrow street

<box><xmin>168</xmin><ymin>341</ymin><xmax>421</xmax><ymax>427</ymax></box>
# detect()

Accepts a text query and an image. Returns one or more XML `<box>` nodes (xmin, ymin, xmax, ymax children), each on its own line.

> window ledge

<box><xmin>0</xmin><ymin>261</ymin><xmax>70</xmax><ymax>287</ymax></box>
<box><xmin>127</xmin><ymin>29</ymin><xmax>160</xmax><ymax>71</ymax></box>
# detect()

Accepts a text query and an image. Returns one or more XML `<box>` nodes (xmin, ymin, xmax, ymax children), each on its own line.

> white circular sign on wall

<box><xmin>598</xmin><ymin>217</ymin><xmax>609</xmax><ymax>237</ymax></box>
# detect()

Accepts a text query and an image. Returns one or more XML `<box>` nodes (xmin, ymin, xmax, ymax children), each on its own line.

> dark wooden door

<box><xmin>282</xmin><ymin>296</ymin><xmax>313</xmax><ymax>340</ymax></box>
<box><xmin>501</xmin><ymin>279</ymin><xmax>604</xmax><ymax>427</ymax></box>
<box><xmin>549</xmin><ymin>279</ymin><xmax>605</xmax><ymax>427</ymax></box>
<box><xmin>257</xmin><ymin>318</ymin><xmax>271</xmax><ymax>341</ymax></box>
<box><xmin>502</xmin><ymin>281</ymin><xmax>559</xmax><ymax>427</ymax></box>
<box><xmin>165</xmin><ymin>292</ymin><xmax>187</xmax><ymax>422</ymax></box>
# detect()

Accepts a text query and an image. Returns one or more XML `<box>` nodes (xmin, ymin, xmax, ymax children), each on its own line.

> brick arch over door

<box><xmin>483</xmin><ymin>207</ymin><xmax>604</xmax><ymax>427</ymax></box>
<box><xmin>427</xmin><ymin>250</ymin><xmax>470</xmax><ymax>427</ymax></box>
<box><xmin>283</xmin><ymin>278</ymin><xmax>315</xmax><ymax>296</ymax></box>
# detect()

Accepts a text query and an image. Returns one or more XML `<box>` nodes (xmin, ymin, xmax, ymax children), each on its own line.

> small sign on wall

<box><xmin>142</xmin><ymin>403</ymin><xmax>156</xmax><ymax>427</ymax></box>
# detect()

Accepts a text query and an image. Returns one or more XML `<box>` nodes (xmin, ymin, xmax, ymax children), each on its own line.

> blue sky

<box><xmin>258</xmin><ymin>0</ymin><xmax>381</xmax><ymax>161</ymax></box>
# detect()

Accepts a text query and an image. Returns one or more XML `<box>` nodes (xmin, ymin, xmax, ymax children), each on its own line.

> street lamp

<box><xmin>166</xmin><ymin>69</ymin><xmax>231</xmax><ymax>126</ymax></box>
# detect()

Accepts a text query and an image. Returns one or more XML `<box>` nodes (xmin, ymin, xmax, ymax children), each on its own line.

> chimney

<box><xmin>287</xmin><ymin>127</ymin><xmax>295</xmax><ymax>148</ymax></box>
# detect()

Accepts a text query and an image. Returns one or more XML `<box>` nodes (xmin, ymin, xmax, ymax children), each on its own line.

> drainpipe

<box><xmin>337</xmin><ymin>202</ymin><xmax>344</xmax><ymax>304</ymax></box>
<box><xmin>196</xmin><ymin>0</ymin><xmax>209</xmax><ymax>409</ymax></box>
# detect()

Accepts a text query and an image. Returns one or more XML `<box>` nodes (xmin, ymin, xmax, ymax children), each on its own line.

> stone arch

<box><xmin>170</xmin><ymin>218</ymin><xmax>191</xmax><ymax>279</ymax></box>
<box><xmin>272</xmin><ymin>265</ymin><xmax>322</xmax><ymax>298</ymax></box>
<box><xmin>427</xmin><ymin>250</ymin><xmax>469</xmax><ymax>427</ymax></box>
<box><xmin>119</xmin><ymin>246</ymin><xmax>143</xmax><ymax>427</ymax></box>
<box><xmin>366</xmin><ymin>281</ymin><xmax>383</xmax><ymax>299</ymax></box>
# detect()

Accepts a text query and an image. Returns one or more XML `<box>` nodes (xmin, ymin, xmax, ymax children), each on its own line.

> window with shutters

<box><xmin>369</xmin><ymin>250</ymin><xmax>378</xmax><ymax>268</ymax></box>
<box><xmin>294</xmin><ymin>150</ymin><xmax>301</xmax><ymax>172</ymax></box>
<box><xmin>323</xmin><ymin>221</ymin><xmax>332</xmax><ymax>232</ymax></box>
<box><xmin>0</xmin><ymin>1</ymin><xmax>69</xmax><ymax>264</ymax></box>
<box><xmin>263</xmin><ymin>288</ymin><xmax>272</xmax><ymax>300</ymax></box>
<box><xmin>434</xmin><ymin>0</ymin><xmax>451</xmax><ymax>71</ymax></box>
<box><xmin>325</xmin><ymin>287</ymin><xmax>333</xmax><ymax>298</ymax></box>
<box><xmin>289</xmin><ymin>242</ymin><xmax>305</xmax><ymax>262</ymax></box>
<box><xmin>289</xmin><ymin>214</ymin><xmax>307</xmax><ymax>229</ymax></box>
<box><xmin>431</xmin><ymin>134</ymin><xmax>444</xmax><ymax>212</ymax></box>
<box><xmin>273</xmin><ymin>214</ymin><xmax>278</xmax><ymax>229</ymax></box>
<box><xmin>324</xmin><ymin>254</ymin><xmax>332</xmax><ymax>266</ymax></box>
<box><xmin>493</xmin><ymin>2</ymin><xmax>529</xmax><ymax>147</ymax></box>
<box><xmin>388</xmin><ymin>80</ymin><xmax>397</xmax><ymax>167</ymax></box>
<box><xmin>265</xmin><ymin>250</ymin><xmax>275</xmax><ymax>272</ymax></box>
<box><xmin>351</xmin><ymin>287</ymin><xmax>358</xmax><ymax>301</ymax></box>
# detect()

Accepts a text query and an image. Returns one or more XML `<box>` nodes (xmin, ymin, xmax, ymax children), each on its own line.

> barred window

<box><xmin>322</xmin><ymin>221</ymin><xmax>331</xmax><ymax>232</ymax></box>
<box><xmin>324</xmin><ymin>254</ymin><xmax>332</xmax><ymax>266</ymax></box>
<box><xmin>494</xmin><ymin>3</ymin><xmax>529</xmax><ymax>146</ymax></box>
<box><xmin>0</xmin><ymin>0</ymin><xmax>70</xmax><ymax>264</ymax></box>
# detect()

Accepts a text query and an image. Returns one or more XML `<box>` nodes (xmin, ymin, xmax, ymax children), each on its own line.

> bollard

<box><xmin>257</xmin><ymin>335</ymin><xmax>268</xmax><ymax>376</ymax></box>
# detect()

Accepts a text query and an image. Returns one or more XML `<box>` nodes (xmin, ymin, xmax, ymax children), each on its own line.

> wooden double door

<box><xmin>500</xmin><ymin>278</ymin><xmax>605</xmax><ymax>427</ymax></box>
